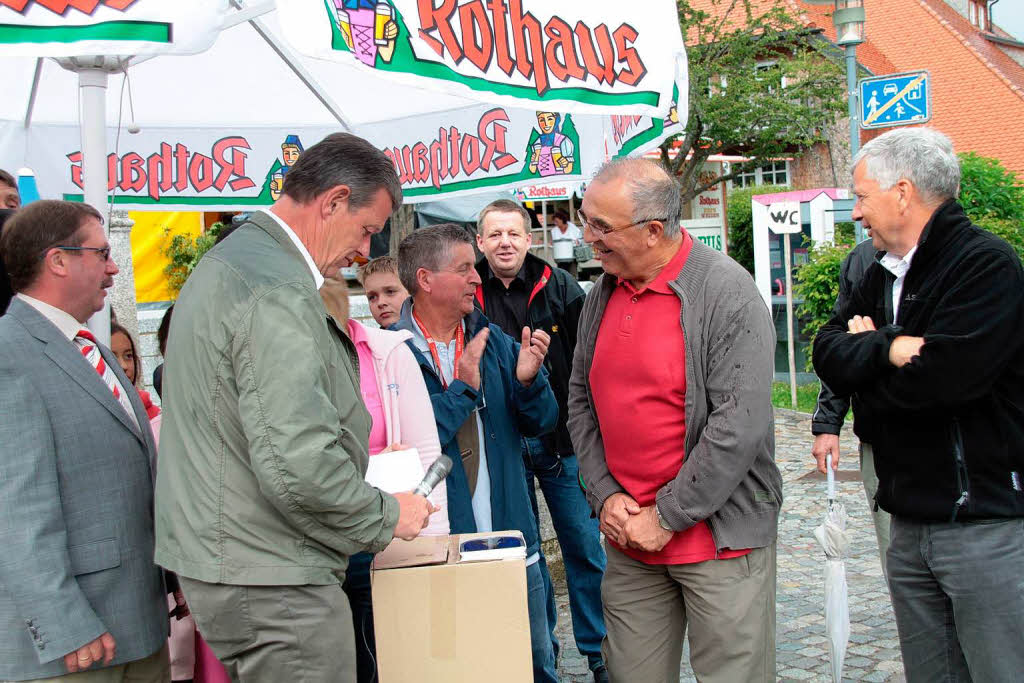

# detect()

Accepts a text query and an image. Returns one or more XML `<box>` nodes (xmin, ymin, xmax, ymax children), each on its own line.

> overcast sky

<box><xmin>991</xmin><ymin>2</ymin><xmax>1024</xmax><ymax>41</ymax></box>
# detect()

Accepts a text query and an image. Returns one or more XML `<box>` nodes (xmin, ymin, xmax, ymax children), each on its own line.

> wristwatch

<box><xmin>655</xmin><ymin>504</ymin><xmax>673</xmax><ymax>531</ymax></box>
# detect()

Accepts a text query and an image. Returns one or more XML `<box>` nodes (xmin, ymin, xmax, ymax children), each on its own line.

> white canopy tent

<box><xmin>1</xmin><ymin>0</ymin><xmax>688</xmax><ymax>335</ymax></box>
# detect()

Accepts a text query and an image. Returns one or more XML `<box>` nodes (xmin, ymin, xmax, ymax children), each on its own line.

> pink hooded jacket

<box><xmin>349</xmin><ymin>320</ymin><xmax>450</xmax><ymax>536</ymax></box>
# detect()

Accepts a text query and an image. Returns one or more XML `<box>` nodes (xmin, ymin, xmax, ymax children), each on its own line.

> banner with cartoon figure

<box><xmin>358</xmin><ymin>105</ymin><xmax>590</xmax><ymax>202</ymax></box>
<box><xmin>277</xmin><ymin>0</ymin><xmax>685</xmax><ymax>116</ymax></box>
<box><xmin>0</xmin><ymin>0</ymin><xmax>228</xmax><ymax>56</ymax></box>
<box><xmin>0</xmin><ymin>98</ymin><xmax>688</xmax><ymax>209</ymax></box>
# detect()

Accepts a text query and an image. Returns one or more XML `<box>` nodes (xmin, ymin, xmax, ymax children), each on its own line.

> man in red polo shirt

<box><xmin>567</xmin><ymin>158</ymin><xmax>782</xmax><ymax>682</ymax></box>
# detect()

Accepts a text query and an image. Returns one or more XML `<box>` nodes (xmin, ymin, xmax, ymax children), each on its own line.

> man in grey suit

<box><xmin>0</xmin><ymin>200</ymin><xmax>171</xmax><ymax>682</ymax></box>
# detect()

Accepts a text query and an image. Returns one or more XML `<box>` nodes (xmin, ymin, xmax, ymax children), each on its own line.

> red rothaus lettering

<box><xmin>68</xmin><ymin>136</ymin><xmax>256</xmax><ymax>201</ymax></box>
<box><xmin>416</xmin><ymin>0</ymin><xmax>648</xmax><ymax>96</ymax></box>
<box><xmin>385</xmin><ymin>108</ymin><xmax>518</xmax><ymax>190</ymax></box>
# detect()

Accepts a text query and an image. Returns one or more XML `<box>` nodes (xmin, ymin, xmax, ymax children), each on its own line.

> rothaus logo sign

<box><xmin>67</xmin><ymin>137</ymin><xmax>257</xmax><ymax>201</ymax></box>
<box><xmin>415</xmin><ymin>0</ymin><xmax>647</xmax><ymax>96</ymax></box>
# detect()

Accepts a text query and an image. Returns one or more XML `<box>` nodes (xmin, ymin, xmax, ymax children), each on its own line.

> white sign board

<box><xmin>682</xmin><ymin>218</ymin><xmax>724</xmax><ymax>252</ymax></box>
<box><xmin>767</xmin><ymin>201</ymin><xmax>801</xmax><ymax>234</ymax></box>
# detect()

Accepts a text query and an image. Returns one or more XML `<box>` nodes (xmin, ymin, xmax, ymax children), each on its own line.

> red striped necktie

<box><xmin>74</xmin><ymin>329</ymin><xmax>121</xmax><ymax>400</ymax></box>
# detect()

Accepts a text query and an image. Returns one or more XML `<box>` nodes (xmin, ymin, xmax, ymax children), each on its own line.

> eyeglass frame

<box><xmin>576</xmin><ymin>209</ymin><xmax>668</xmax><ymax>236</ymax></box>
<box><xmin>49</xmin><ymin>245</ymin><xmax>113</xmax><ymax>261</ymax></box>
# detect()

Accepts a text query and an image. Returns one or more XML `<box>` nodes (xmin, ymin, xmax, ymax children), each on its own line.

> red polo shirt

<box><xmin>590</xmin><ymin>234</ymin><xmax>750</xmax><ymax>565</ymax></box>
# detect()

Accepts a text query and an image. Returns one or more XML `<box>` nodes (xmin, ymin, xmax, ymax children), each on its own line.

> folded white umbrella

<box><xmin>813</xmin><ymin>466</ymin><xmax>851</xmax><ymax>683</ymax></box>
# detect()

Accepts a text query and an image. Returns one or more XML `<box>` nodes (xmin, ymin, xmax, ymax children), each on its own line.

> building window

<box><xmin>968</xmin><ymin>0</ymin><xmax>988</xmax><ymax>29</ymax></box>
<box><xmin>728</xmin><ymin>161</ymin><xmax>790</xmax><ymax>189</ymax></box>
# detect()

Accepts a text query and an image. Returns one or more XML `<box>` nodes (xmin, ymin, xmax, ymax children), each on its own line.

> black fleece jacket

<box><xmin>813</xmin><ymin>200</ymin><xmax>1024</xmax><ymax>522</ymax></box>
<box><xmin>476</xmin><ymin>253</ymin><xmax>585</xmax><ymax>456</ymax></box>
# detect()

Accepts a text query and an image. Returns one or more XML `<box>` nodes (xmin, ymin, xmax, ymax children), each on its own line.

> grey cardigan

<box><xmin>567</xmin><ymin>239</ymin><xmax>783</xmax><ymax>552</ymax></box>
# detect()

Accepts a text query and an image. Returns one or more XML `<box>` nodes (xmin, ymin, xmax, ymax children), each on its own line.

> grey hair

<box><xmin>397</xmin><ymin>223</ymin><xmax>474</xmax><ymax>296</ymax></box>
<box><xmin>282</xmin><ymin>132</ymin><xmax>403</xmax><ymax>212</ymax></box>
<box><xmin>591</xmin><ymin>158</ymin><xmax>682</xmax><ymax>238</ymax></box>
<box><xmin>853</xmin><ymin>127</ymin><xmax>960</xmax><ymax>204</ymax></box>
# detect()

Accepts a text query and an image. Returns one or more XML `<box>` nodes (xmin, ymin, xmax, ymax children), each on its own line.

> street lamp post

<box><xmin>833</xmin><ymin>0</ymin><xmax>867</xmax><ymax>243</ymax></box>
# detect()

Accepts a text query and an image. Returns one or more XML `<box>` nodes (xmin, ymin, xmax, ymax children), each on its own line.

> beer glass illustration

<box><xmin>374</xmin><ymin>2</ymin><xmax>394</xmax><ymax>46</ymax></box>
<box><xmin>336</xmin><ymin>8</ymin><xmax>354</xmax><ymax>50</ymax></box>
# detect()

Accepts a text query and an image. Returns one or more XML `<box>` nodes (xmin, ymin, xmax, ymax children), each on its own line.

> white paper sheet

<box><xmin>364</xmin><ymin>448</ymin><xmax>425</xmax><ymax>494</ymax></box>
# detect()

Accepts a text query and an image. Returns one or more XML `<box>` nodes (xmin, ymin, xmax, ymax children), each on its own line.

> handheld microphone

<box><xmin>413</xmin><ymin>455</ymin><xmax>454</xmax><ymax>497</ymax></box>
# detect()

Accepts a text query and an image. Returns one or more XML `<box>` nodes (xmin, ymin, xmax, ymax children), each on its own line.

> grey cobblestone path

<box><xmin>545</xmin><ymin>409</ymin><xmax>905</xmax><ymax>682</ymax></box>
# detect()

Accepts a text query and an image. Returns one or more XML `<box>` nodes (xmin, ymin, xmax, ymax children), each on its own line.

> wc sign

<box><xmin>767</xmin><ymin>202</ymin><xmax>802</xmax><ymax>234</ymax></box>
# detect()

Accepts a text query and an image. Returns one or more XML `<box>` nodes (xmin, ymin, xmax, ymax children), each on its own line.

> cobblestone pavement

<box><xmin>541</xmin><ymin>409</ymin><xmax>905</xmax><ymax>682</ymax></box>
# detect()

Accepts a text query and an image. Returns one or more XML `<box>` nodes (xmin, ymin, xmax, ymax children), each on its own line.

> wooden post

<box><xmin>784</xmin><ymin>232</ymin><xmax>798</xmax><ymax>409</ymax></box>
<box><xmin>388</xmin><ymin>203</ymin><xmax>416</xmax><ymax>256</ymax></box>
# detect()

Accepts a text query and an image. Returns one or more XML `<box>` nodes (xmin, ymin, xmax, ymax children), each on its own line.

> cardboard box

<box><xmin>371</xmin><ymin>531</ymin><xmax>532</xmax><ymax>682</ymax></box>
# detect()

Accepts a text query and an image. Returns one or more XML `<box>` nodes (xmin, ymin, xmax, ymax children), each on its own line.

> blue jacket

<box><xmin>393</xmin><ymin>302</ymin><xmax>558</xmax><ymax>556</ymax></box>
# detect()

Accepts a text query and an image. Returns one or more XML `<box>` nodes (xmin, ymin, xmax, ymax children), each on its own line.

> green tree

<box><xmin>659</xmin><ymin>0</ymin><xmax>846</xmax><ymax>203</ymax></box>
<box><xmin>725</xmin><ymin>183</ymin><xmax>789</xmax><ymax>274</ymax></box>
<box><xmin>958</xmin><ymin>152</ymin><xmax>1024</xmax><ymax>262</ymax></box>
<box><xmin>162</xmin><ymin>222</ymin><xmax>227</xmax><ymax>297</ymax></box>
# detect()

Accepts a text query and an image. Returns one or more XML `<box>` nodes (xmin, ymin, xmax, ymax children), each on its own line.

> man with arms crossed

<box><xmin>814</xmin><ymin>127</ymin><xmax>1024</xmax><ymax>682</ymax></box>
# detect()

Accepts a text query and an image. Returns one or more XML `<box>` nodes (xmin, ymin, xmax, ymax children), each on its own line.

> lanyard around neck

<box><xmin>413</xmin><ymin>310</ymin><xmax>464</xmax><ymax>390</ymax></box>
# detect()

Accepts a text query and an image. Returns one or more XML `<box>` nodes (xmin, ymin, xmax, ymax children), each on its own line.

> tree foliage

<box><xmin>661</xmin><ymin>0</ymin><xmax>846</xmax><ymax>203</ymax></box>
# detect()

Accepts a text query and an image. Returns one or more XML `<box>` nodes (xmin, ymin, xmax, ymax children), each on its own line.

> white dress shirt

<box><xmin>264</xmin><ymin>209</ymin><xmax>325</xmax><ymax>289</ymax></box>
<box><xmin>16</xmin><ymin>293</ymin><xmax>139</xmax><ymax>429</ymax></box>
<box><xmin>879</xmin><ymin>245</ymin><xmax>917</xmax><ymax>321</ymax></box>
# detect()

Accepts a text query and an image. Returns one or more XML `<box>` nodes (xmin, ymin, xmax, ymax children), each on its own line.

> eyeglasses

<box><xmin>576</xmin><ymin>210</ymin><xmax>667</xmax><ymax>236</ymax></box>
<box><xmin>54</xmin><ymin>245</ymin><xmax>112</xmax><ymax>261</ymax></box>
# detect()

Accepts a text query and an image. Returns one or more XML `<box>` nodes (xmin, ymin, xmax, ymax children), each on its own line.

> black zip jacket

<box><xmin>476</xmin><ymin>253</ymin><xmax>585</xmax><ymax>456</ymax></box>
<box><xmin>813</xmin><ymin>200</ymin><xmax>1024</xmax><ymax>521</ymax></box>
<box><xmin>811</xmin><ymin>239</ymin><xmax>878</xmax><ymax>436</ymax></box>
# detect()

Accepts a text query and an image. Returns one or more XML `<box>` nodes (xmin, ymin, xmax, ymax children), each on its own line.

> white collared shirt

<box><xmin>16</xmin><ymin>293</ymin><xmax>138</xmax><ymax>428</ymax></box>
<box><xmin>879</xmin><ymin>245</ymin><xmax>918</xmax><ymax>321</ymax></box>
<box><xmin>264</xmin><ymin>209</ymin><xmax>325</xmax><ymax>289</ymax></box>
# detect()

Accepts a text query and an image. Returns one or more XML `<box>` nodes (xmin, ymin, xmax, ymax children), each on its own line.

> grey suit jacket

<box><xmin>0</xmin><ymin>299</ymin><xmax>168</xmax><ymax>681</ymax></box>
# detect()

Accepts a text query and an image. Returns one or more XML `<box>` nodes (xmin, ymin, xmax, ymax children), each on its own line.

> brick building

<box><xmin>690</xmin><ymin>0</ymin><xmax>1024</xmax><ymax>193</ymax></box>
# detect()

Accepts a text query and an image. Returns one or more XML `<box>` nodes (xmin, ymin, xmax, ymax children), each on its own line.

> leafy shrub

<box><xmin>794</xmin><ymin>240</ymin><xmax>852</xmax><ymax>370</ymax></box>
<box><xmin>958</xmin><ymin>152</ymin><xmax>1024</xmax><ymax>264</ymax></box>
<box><xmin>162</xmin><ymin>222</ymin><xmax>227</xmax><ymax>297</ymax></box>
<box><xmin>958</xmin><ymin>152</ymin><xmax>1024</xmax><ymax>222</ymax></box>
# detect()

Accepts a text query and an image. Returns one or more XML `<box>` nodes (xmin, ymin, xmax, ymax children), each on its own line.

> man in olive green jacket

<box><xmin>155</xmin><ymin>134</ymin><xmax>434</xmax><ymax>683</ymax></box>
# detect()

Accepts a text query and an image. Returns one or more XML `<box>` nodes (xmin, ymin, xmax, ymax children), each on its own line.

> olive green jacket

<box><xmin>155</xmin><ymin>212</ymin><xmax>398</xmax><ymax>586</ymax></box>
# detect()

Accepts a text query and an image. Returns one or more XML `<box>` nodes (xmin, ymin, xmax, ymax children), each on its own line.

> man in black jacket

<box><xmin>475</xmin><ymin>199</ymin><xmax>608</xmax><ymax>682</ymax></box>
<box><xmin>813</xmin><ymin>127</ymin><xmax>1024</xmax><ymax>683</ymax></box>
<box><xmin>810</xmin><ymin>239</ymin><xmax>891</xmax><ymax>572</ymax></box>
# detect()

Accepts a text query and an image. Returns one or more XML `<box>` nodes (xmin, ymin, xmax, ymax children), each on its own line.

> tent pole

<box><xmin>24</xmin><ymin>58</ymin><xmax>43</xmax><ymax>129</ymax></box>
<box><xmin>79</xmin><ymin>67</ymin><xmax>112</xmax><ymax>344</ymax></box>
<box><xmin>248</xmin><ymin>17</ymin><xmax>353</xmax><ymax>131</ymax></box>
<box><xmin>542</xmin><ymin>199</ymin><xmax>549</xmax><ymax>262</ymax></box>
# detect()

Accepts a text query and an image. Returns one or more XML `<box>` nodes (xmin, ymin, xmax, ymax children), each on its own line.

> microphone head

<box><xmin>433</xmin><ymin>455</ymin><xmax>453</xmax><ymax>477</ymax></box>
<box><xmin>413</xmin><ymin>455</ymin><xmax>455</xmax><ymax>497</ymax></box>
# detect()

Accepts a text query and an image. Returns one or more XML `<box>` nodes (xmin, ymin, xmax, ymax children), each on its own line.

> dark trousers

<box><xmin>341</xmin><ymin>553</ymin><xmax>377</xmax><ymax>683</ymax></box>
<box><xmin>523</xmin><ymin>437</ymin><xmax>607</xmax><ymax>671</ymax></box>
<box><xmin>886</xmin><ymin>516</ymin><xmax>1024</xmax><ymax>682</ymax></box>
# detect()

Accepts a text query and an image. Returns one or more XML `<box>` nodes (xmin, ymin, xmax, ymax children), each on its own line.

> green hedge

<box><xmin>725</xmin><ymin>184</ymin><xmax>789</xmax><ymax>275</ymax></box>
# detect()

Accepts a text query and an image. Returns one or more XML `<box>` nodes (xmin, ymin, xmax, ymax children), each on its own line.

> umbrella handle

<box><xmin>826</xmin><ymin>463</ymin><xmax>836</xmax><ymax>504</ymax></box>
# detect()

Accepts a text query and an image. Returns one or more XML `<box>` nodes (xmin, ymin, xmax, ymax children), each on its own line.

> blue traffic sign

<box><xmin>859</xmin><ymin>71</ymin><xmax>931</xmax><ymax>129</ymax></box>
